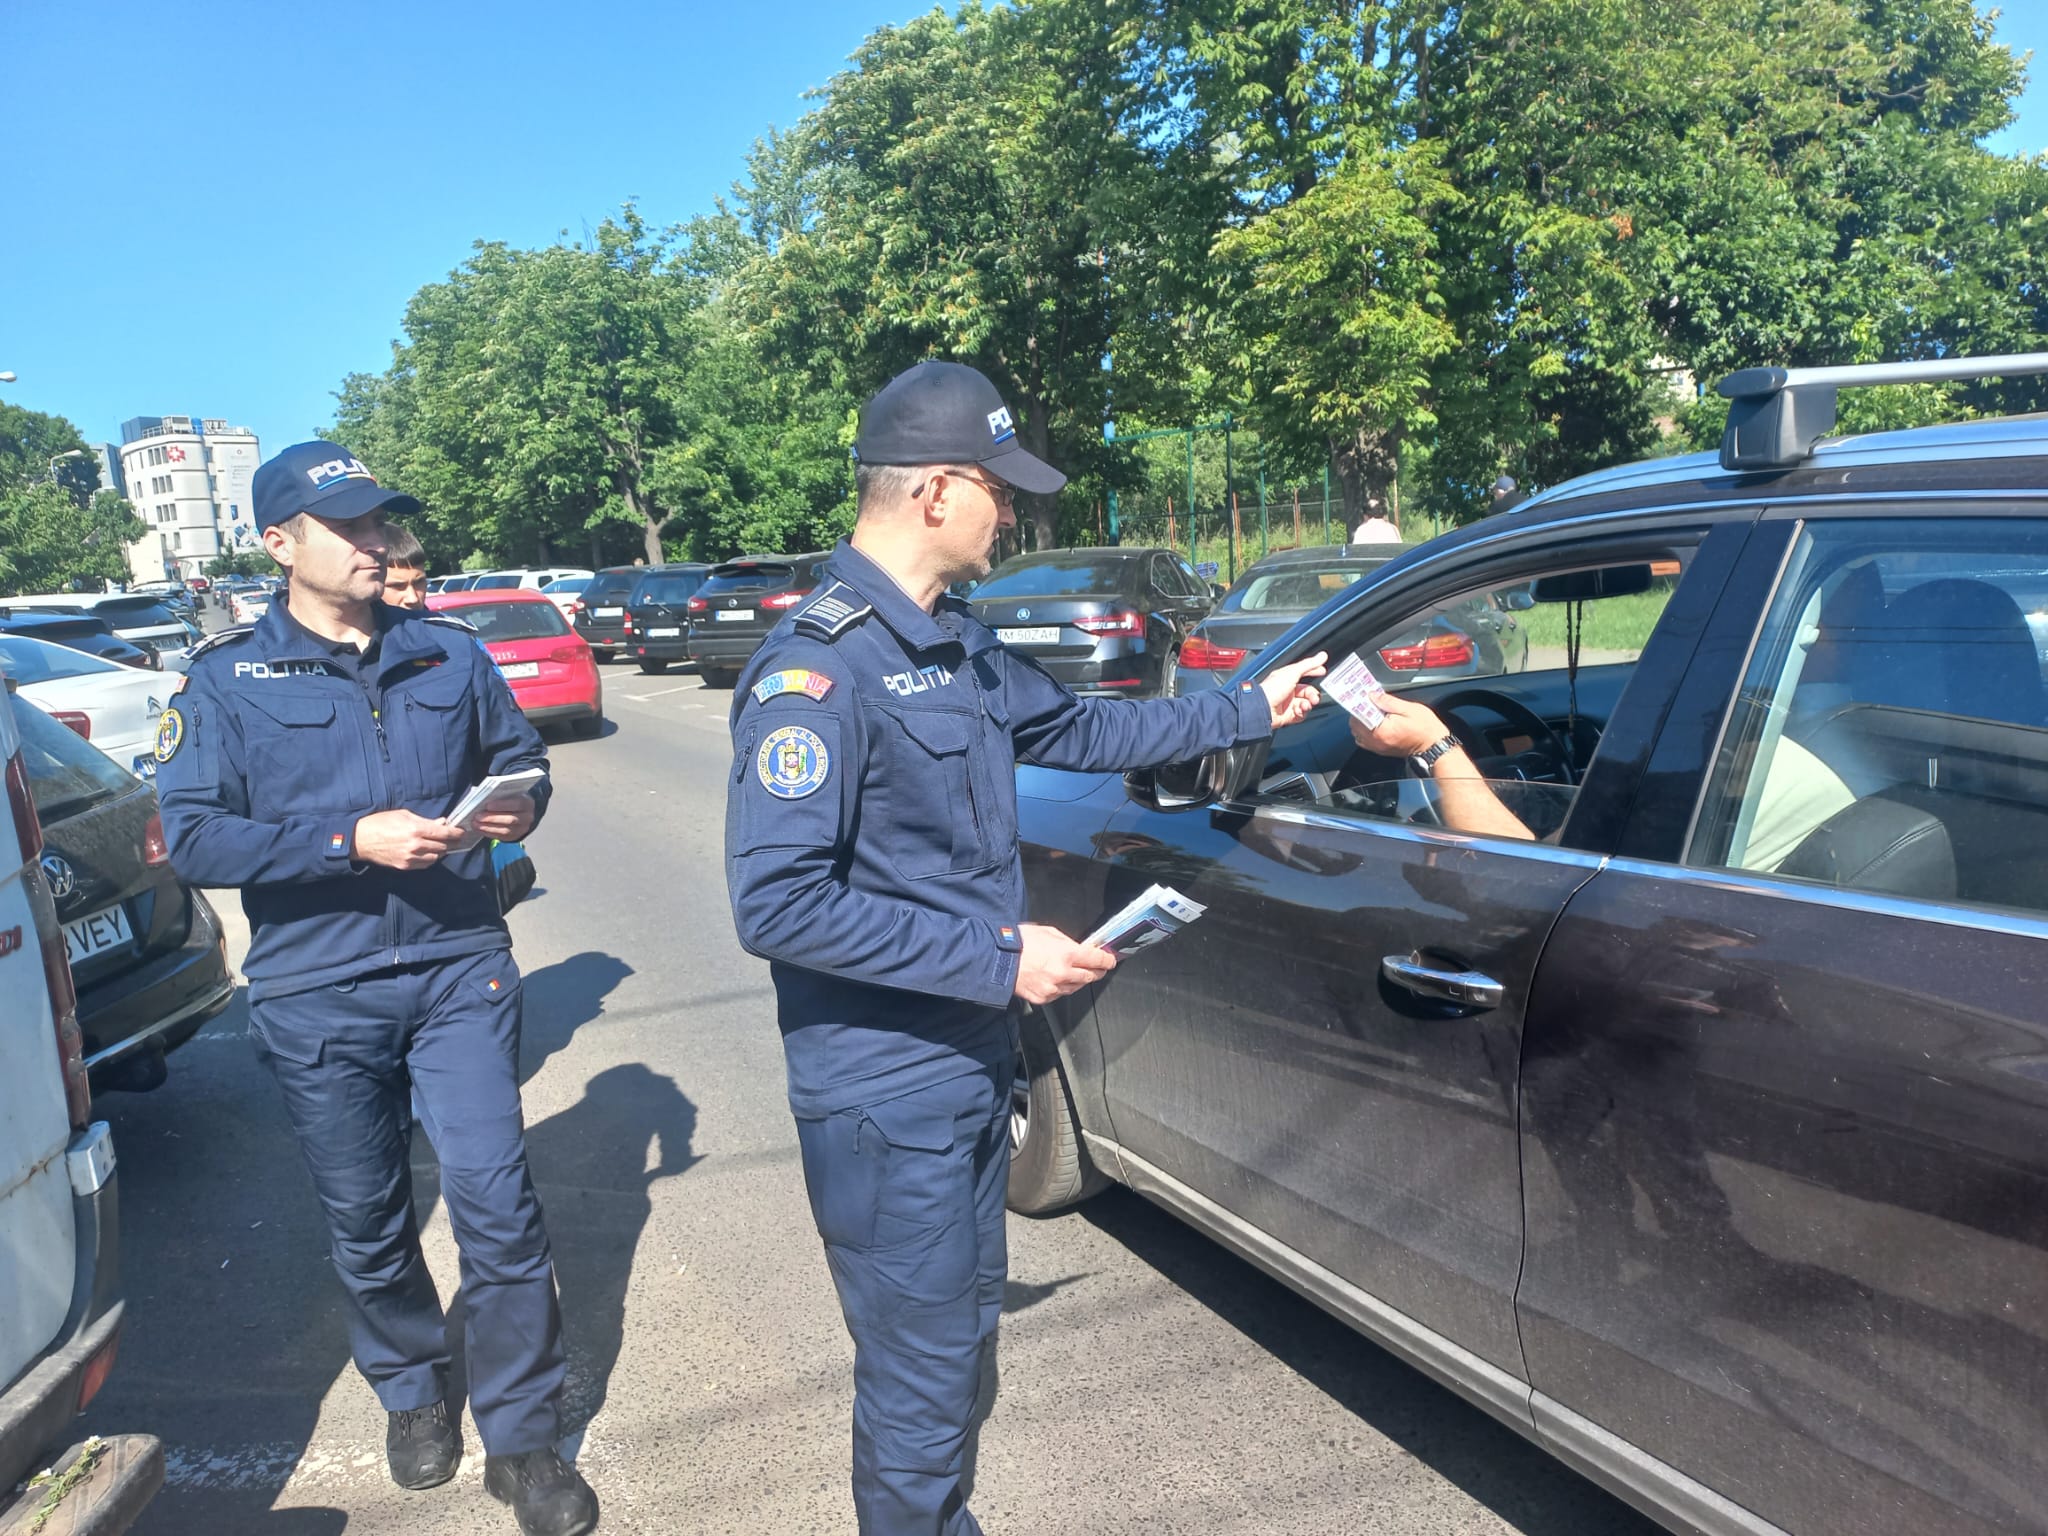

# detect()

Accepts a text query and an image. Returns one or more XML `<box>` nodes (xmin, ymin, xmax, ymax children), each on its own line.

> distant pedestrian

<box><xmin>382</xmin><ymin>523</ymin><xmax>431</xmax><ymax>610</ymax></box>
<box><xmin>1350</xmin><ymin>495</ymin><xmax>1400</xmax><ymax>544</ymax></box>
<box><xmin>155</xmin><ymin>443</ymin><xmax>598</xmax><ymax>1536</ymax></box>
<box><xmin>724</xmin><ymin>361</ymin><xmax>1326</xmax><ymax>1536</ymax></box>
<box><xmin>1489</xmin><ymin>474</ymin><xmax>1524</xmax><ymax>514</ymax></box>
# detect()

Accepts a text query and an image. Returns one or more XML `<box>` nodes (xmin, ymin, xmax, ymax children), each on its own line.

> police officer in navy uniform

<box><xmin>155</xmin><ymin>442</ymin><xmax>599</xmax><ymax>1536</ymax></box>
<box><xmin>725</xmin><ymin>363</ymin><xmax>1326</xmax><ymax>1535</ymax></box>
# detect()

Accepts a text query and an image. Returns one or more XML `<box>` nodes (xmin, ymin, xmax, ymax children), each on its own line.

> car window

<box><xmin>1223</xmin><ymin>562</ymin><xmax>1388</xmax><ymax>614</ymax></box>
<box><xmin>10</xmin><ymin>690</ymin><xmax>136</xmax><ymax>820</ymax></box>
<box><xmin>975</xmin><ymin>557</ymin><xmax>1136</xmax><ymax>598</ymax></box>
<box><xmin>1689</xmin><ymin>517</ymin><xmax>2048</xmax><ymax>919</ymax></box>
<box><xmin>550</xmin><ymin>577</ymin><xmax>591</xmax><ymax>597</ymax></box>
<box><xmin>1174</xmin><ymin>556</ymin><xmax>1205</xmax><ymax>594</ymax></box>
<box><xmin>633</xmin><ymin>572</ymin><xmax>707</xmax><ymax>605</ymax></box>
<box><xmin>1242</xmin><ymin>546</ymin><xmax>1695</xmax><ymax>846</ymax></box>
<box><xmin>471</xmin><ymin>574</ymin><xmax>520</xmax><ymax>590</ymax></box>
<box><xmin>700</xmin><ymin>564</ymin><xmax>796</xmax><ymax>595</ymax></box>
<box><xmin>464</xmin><ymin>602</ymin><xmax>571</xmax><ymax>642</ymax></box>
<box><xmin>0</xmin><ymin>637</ymin><xmax>117</xmax><ymax>683</ymax></box>
<box><xmin>584</xmin><ymin>573</ymin><xmax>638</xmax><ymax>602</ymax></box>
<box><xmin>95</xmin><ymin>600</ymin><xmax>181</xmax><ymax>627</ymax></box>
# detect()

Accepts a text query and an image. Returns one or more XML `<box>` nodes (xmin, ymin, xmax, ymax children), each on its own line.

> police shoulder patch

<box><xmin>757</xmin><ymin>724</ymin><xmax>831</xmax><ymax>799</ymax></box>
<box><xmin>793</xmin><ymin>582</ymin><xmax>874</xmax><ymax>640</ymax></box>
<box><xmin>752</xmin><ymin>668</ymin><xmax>836</xmax><ymax>705</ymax></box>
<box><xmin>153</xmin><ymin>706</ymin><xmax>185</xmax><ymax>764</ymax></box>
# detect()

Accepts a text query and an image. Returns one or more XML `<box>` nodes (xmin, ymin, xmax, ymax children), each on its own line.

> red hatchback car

<box><xmin>426</xmin><ymin>588</ymin><xmax>604</xmax><ymax>736</ymax></box>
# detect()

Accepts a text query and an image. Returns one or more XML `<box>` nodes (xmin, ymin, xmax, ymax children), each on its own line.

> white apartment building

<box><xmin>118</xmin><ymin>416</ymin><xmax>261</xmax><ymax>581</ymax></box>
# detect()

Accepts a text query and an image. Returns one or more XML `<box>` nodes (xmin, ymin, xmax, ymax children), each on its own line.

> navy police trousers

<box><xmin>794</xmin><ymin>1056</ymin><xmax>1011</xmax><ymax>1536</ymax></box>
<box><xmin>249</xmin><ymin>951</ymin><xmax>565</xmax><ymax>1455</ymax></box>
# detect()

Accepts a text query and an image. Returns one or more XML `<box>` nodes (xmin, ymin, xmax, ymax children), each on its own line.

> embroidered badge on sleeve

<box><xmin>757</xmin><ymin>725</ymin><xmax>831</xmax><ymax>800</ymax></box>
<box><xmin>752</xmin><ymin>668</ymin><xmax>836</xmax><ymax>705</ymax></box>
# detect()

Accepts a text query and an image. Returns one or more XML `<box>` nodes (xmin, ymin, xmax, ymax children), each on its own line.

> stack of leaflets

<box><xmin>1083</xmin><ymin>884</ymin><xmax>1208</xmax><ymax>957</ymax></box>
<box><xmin>1323</xmin><ymin>652</ymin><xmax>1389</xmax><ymax>728</ymax></box>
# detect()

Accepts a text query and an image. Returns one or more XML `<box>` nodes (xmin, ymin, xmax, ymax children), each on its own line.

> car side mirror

<box><xmin>1498</xmin><ymin>588</ymin><xmax>1536</xmax><ymax>612</ymax></box>
<box><xmin>1210</xmin><ymin>582</ymin><xmax>1227</xmax><ymax>600</ymax></box>
<box><xmin>1123</xmin><ymin>742</ymin><xmax>1270</xmax><ymax>812</ymax></box>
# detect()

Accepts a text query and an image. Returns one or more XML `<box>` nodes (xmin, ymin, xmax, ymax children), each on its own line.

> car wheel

<box><xmin>1160</xmin><ymin>646</ymin><xmax>1182</xmax><ymax>697</ymax></box>
<box><xmin>1007</xmin><ymin>1009</ymin><xmax>1110</xmax><ymax>1216</ymax></box>
<box><xmin>637</xmin><ymin>658</ymin><xmax>669</xmax><ymax>675</ymax></box>
<box><xmin>572</xmin><ymin>711</ymin><xmax>604</xmax><ymax>739</ymax></box>
<box><xmin>701</xmin><ymin>668</ymin><xmax>738</xmax><ymax>690</ymax></box>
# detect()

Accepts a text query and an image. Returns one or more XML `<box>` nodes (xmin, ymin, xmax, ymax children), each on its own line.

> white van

<box><xmin>0</xmin><ymin>675</ymin><xmax>161</xmax><ymax>1528</ymax></box>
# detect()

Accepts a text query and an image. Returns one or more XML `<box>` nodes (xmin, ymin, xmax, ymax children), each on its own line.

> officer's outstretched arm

<box><xmin>1003</xmin><ymin>649</ymin><xmax>1272</xmax><ymax>773</ymax></box>
<box><xmin>471</xmin><ymin>644</ymin><xmax>553</xmax><ymax>826</ymax></box>
<box><xmin>725</xmin><ymin>686</ymin><xmax>1019</xmax><ymax>1008</ymax></box>
<box><xmin>154</xmin><ymin>677</ymin><xmax>368</xmax><ymax>886</ymax></box>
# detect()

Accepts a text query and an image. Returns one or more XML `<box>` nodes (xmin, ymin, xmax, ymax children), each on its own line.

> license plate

<box><xmin>714</xmin><ymin>609</ymin><xmax>754</xmax><ymax>622</ymax></box>
<box><xmin>997</xmin><ymin>626</ymin><xmax>1061</xmax><ymax>645</ymax></box>
<box><xmin>498</xmin><ymin>661</ymin><xmax>541</xmax><ymax>679</ymax></box>
<box><xmin>594</xmin><ymin>606</ymin><xmax>623</xmax><ymax>617</ymax></box>
<box><xmin>65</xmin><ymin>903</ymin><xmax>134</xmax><ymax>966</ymax></box>
<box><xmin>130</xmin><ymin>754</ymin><xmax>158</xmax><ymax>779</ymax></box>
<box><xmin>646</xmin><ymin>626</ymin><xmax>680</xmax><ymax>637</ymax></box>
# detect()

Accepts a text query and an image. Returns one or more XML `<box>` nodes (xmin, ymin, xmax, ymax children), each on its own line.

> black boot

<box><xmin>386</xmin><ymin>1401</ymin><xmax>462</xmax><ymax>1490</ymax></box>
<box><xmin>483</xmin><ymin>1448</ymin><xmax>599</xmax><ymax>1536</ymax></box>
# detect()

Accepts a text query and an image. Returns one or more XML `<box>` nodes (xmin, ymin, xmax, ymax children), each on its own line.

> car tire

<box><xmin>1160</xmin><ymin>645</ymin><xmax>1182</xmax><ymax>697</ymax></box>
<box><xmin>701</xmin><ymin>668</ymin><xmax>738</xmax><ymax>690</ymax></box>
<box><xmin>637</xmin><ymin>658</ymin><xmax>669</xmax><ymax>675</ymax></box>
<box><xmin>1007</xmin><ymin>1009</ymin><xmax>1110</xmax><ymax>1216</ymax></box>
<box><xmin>572</xmin><ymin>711</ymin><xmax>604</xmax><ymax>739</ymax></box>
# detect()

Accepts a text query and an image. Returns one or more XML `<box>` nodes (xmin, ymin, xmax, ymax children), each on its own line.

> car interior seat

<box><xmin>1855</xmin><ymin>578</ymin><xmax>2048</xmax><ymax>729</ymax></box>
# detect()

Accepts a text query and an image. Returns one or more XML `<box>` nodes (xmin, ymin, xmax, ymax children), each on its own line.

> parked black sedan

<box><xmin>623</xmin><ymin>563</ymin><xmax>712</xmax><ymax>674</ymax></box>
<box><xmin>685</xmin><ymin>553</ymin><xmax>831</xmax><ymax>689</ymax></box>
<box><xmin>0</xmin><ymin>611</ymin><xmax>157</xmax><ymax>670</ymax></box>
<box><xmin>967</xmin><ymin>546</ymin><xmax>1216</xmax><ymax>697</ymax></box>
<box><xmin>1008</xmin><ymin>361</ymin><xmax>2048</xmax><ymax>1536</ymax></box>
<box><xmin>1170</xmin><ymin>542</ymin><xmax>1529</xmax><ymax>693</ymax></box>
<box><xmin>10</xmin><ymin>682</ymin><xmax>233</xmax><ymax>1092</ymax></box>
<box><xmin>573</xmin><ymin>565</ymin><xmax>651</xmax><ymax>662</ymax></box>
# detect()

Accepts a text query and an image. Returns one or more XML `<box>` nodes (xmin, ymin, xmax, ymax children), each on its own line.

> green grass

<box><xmin>1516</xmin><ymin>586</ymin><xmax>1673</xmax><ymax>654</ymax></box>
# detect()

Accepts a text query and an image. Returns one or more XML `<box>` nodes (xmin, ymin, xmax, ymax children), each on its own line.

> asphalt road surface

<box><xmin>79</xmin><ymin>653</ymin><xmax>1663</xmax><ymax>1536</ymax></box>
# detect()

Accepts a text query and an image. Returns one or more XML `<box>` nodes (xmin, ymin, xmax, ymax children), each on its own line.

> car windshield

<box><xmin>583</xmin><ymin>572</ymin><xmax>639</xmax><ymax>602</ymax></box>
<box><xmin>0</xmin><ymin>636</ymin><xmax>118</xmax><ymax>683</ymax></box>
<box><xmin>471</xmin><ymin>574</ymin><xmax>521</xmax><ymax>590</ymax></box>
<box><xmin>10</xmin><ymin>689</ymin><xmax>137</xmax><ymax>820</ymax></box>
<box><xmin>700</xmin><ymin>564</ymin><xmax>797</xmax><ymax>595</ymax></box>
<box><xmin>974</xmin><ymin>557</ymin><xmax>1135</xmax><ymax>598</ymax></box>
<box><xmin>1220</xmin><ymin>561</ymin><xmax>1391</xmax><ymax>614</ymax></box>
<box><xmin>462</xmin><ymin>601</ymin><xmax>570</xmax><ymax>642</ymax></box>
<box><xmin>634</xmin><ymin>572</ymin><xmax>706</xmax><ymax>604</ymax></box>
<box><xmin>94</xmin><ymin>599</ymin><xmax>182</xmax><ymax>627</ymax></box>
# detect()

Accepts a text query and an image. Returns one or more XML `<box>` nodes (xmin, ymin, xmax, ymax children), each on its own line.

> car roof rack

<box><xmin>1715</xmin><ymin>352</ymin><xmax>2048</xmax><ymax>472</ymax></box>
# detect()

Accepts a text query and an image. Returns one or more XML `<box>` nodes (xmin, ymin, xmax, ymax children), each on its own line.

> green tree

<box><xmin>0</xmin><ymin>404</ymin><xmax>142</xmax><ymax>596</ymax></box>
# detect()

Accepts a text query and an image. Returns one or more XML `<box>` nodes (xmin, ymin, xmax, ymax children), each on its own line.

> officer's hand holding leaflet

<box><xmin>351</xmin><ymin>807</ymin><xmax>467</xmax><ymax>870</ymax></box>
<box><xmin>1013</xmin><ymin>922</ymin><xmax>1117</xmax><ymax>1005</ymax></box>
<box><xmin>1259</xmin><ymin>650</ymin><xmax>1328</xmax><ymax>727</ymax></box>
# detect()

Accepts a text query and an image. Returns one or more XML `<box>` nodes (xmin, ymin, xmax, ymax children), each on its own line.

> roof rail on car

<box><xmin>1715</xmin><ymin>352</ymin><xmax>2048</xmax><ymax>472</ymax></box>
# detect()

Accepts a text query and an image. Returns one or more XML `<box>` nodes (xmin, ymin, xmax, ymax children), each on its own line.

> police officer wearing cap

<box><xmin>725</xmin><ymin>363</ymin><xmax>1326</xmax><ymax>1535</ymax></box>
<box><xmin>155</xmin><ymin>443</ymin><xmax>599</xmax><ymax>1536</ymax></box>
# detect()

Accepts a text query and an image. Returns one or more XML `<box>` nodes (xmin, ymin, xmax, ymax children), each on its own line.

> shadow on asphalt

<box><xmin>1078</xmin><ymin>1187</ymin><xmax>1663</xmax><ymax>1536</ymax></box>
<box><xmin>80</xmin><ymin>945</ymin><xmax>692</xmax><ymax>1534</ymax></box>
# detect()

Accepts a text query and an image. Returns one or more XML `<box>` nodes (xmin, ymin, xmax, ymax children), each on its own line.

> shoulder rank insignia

<box><xmin>183</xmin><ymin>625</ymin><xmax>256</xmax><ymax>663</ymax></box>
<box><xmin>422</xmin><ymin>613</ymin><xmax>479</xmax><ymax>635</ymax></box>
<box><xmin>793</xmin><ymin>581</ymin><xmax>874</xmax><ymax>639</ymax></box>
<box><xmin>757</xmin><ymin>724</ymin><xmax>831</xmax><ymax>799</ymax></box>
<box><xmin>753</xmin><ymin>668</ymin><xmax>836</xmax><ymax>705</ymax></box>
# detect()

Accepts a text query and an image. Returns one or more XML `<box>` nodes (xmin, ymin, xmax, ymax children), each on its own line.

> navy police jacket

<box><xmin>726</xmin><ymin>540</ymin><xmax>1271</xmax><ymax>1114</ymax></box>
<box><xmin>156</xmin><ymin>600</ymin><xmax>549</xmax><ymax>1003</ymax></box>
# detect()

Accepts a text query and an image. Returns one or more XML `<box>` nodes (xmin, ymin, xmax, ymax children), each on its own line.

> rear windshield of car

<box><xmin>461</xmin><ymin>601</ymin><xmax>571</xmax><ymax>642</ymax></box>
<box><xmin>470</xmin><ymin>574</ymin><xmax>522</xmax><ymax>590</ymax></box>
<box><xmin>582</xmin><ymin>571</ymin><xmax>640</xmax><ymax>602</ymax></box>
<box><xmin>633</xmin><ymin>572</ymin><xmax>708</xmax><ymax>605</ymax></box>
<box><xmin>92</xmin><ymin>599</ymin><xmax>185</xmax><ymax>628</ymax></box>
<box><xmin>973</xmin><ymin>557</ymin><xmax>1136</xmax><ymax>599</ymax></box>
<box><xmin>0</xmin><ymin>637</ymin><xmax>119</xmax><ymax>683</ymax></box>
<box><xmin>1219</xmin><ymin>561</ymin><xmax>1392</xmax><ymax>614</ymax></box>
<box><xmin>550</xmin><ymin>577</ymin><xmax>591</xmax><ymax>596</ymax></box>
<box><xmin>10</xmin><ymin>690</ymin><xmax>138</xmax><ymax>820</ymax></box>
<box><xmin>700</xmin><ymin>564</ymin><xmax>798</xmax><ymax>595</ymax></box>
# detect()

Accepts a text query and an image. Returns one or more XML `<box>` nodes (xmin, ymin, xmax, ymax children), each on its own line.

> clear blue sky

<box><xmin>2</xmin><ymin>0</ymin><xmax>2041</xmax><ymax>468</ymax></box>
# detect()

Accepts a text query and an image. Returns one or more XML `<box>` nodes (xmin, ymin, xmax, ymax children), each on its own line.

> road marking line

<box><xmin>625</xmin><ymin>686</ymin><xmax>697</xmax><ymax>700</ymax></box>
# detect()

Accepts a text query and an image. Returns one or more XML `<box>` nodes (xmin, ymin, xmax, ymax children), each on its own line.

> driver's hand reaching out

<box><xmin>1347</xmin><ymin>693</ymin><xmax>1452</xmax><ymax>756</ymax></box>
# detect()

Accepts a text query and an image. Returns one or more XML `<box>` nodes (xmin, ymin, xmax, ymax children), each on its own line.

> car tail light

<box><xmin>763</xmin><ymin>589</ymin><xmax>812</xmax><ymax>610</ymax></box>
<box><xmin>1097</xmin><ymin>677</ymin><xmax>1144</xmax><ymax>688</ymax></box>
<box><xmin>1073</xmin><ymin>610</ymin><xmax>1144</xmax><ymax>637</ymax></box>
<box><xmin>52</xmin><ymin>710</ymin><xmax>91</xmax><ymax>740</ymax></box>
<box><xmin>7</xmin><ymin>747</ymin><xmax>41</xmax><ymax>866</ymax></box>
<box><xmin>567</xmin><ymin>599</ymin><xmax>586</xmax><ymax>616</ymax></box>
<box><xmin>76</xmin><ymin>1330</ymin><xmax>120</xmax><ymax>1411</ymax></box>
<box><xmin>1179</xmin><ymin>634</ymin><xmax>1248</xmax><ymax>670</ymax></box>
<box><xmin>142</xmin><ymin>811</ymin><xmax>169</xmax><ymax>867</ymax></box>
<box><xmin>548</xmin><ymin>644</ymin><xmax>587</xmax><ymax>664</ymax></box>
<box><xmin>1378</xmin><ymin>632</ymin><xmax>1476</xmax><ymax>671</ymax></box>
<box><xmin>42</xmin><ymin>919</ymin><xmax>88</xmax><ymax>1127</ymax></box>
<box><xmin>623</xmin><ymin>616</ymin><xmax>635</xmax><ymax>633</ymax></box>
<box><xmin>685</xmin><ymin>596</ymin><xmax>708</xmax><ymax>614</ymax></box>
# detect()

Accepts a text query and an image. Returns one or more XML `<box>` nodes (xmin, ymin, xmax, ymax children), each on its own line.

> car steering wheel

<box><xmin>1431</xmin><ymin>687</ymin><xmax>1578</xmax><ymax>787</ymax></box>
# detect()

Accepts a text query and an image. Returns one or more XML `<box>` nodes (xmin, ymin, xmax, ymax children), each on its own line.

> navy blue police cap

<box><xmin>853</xmin><ymin>362</ymin><xmax>1066</xmax><ymax>494</ymax></box>
<box><xmin>253</xmin><ymin>441</ymin><xmax>421</xmax><ymax>532</ymax></box>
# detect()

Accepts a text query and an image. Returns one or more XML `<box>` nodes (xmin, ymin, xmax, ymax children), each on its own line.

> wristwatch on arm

<box><xmin>1409</xmin><ymin>734</ymin><xmax>1461</xmax><ymax>777</ymax></box>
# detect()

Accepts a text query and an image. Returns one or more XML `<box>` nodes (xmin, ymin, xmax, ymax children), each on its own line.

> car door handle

<box><xmin>1380</xmin><ymin>954</ymin><xmax>1505</xmax><ymax>1009</ymax></box>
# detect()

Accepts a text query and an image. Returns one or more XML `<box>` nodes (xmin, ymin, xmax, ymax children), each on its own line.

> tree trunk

<box><xmin>1016</xmin><ymin>392</ymin><xmax>1061</xmax><ymax>550</ymax></box>
<box><xmin>622</xmin><ymin>480</ymin><xmax>666</xmax><ymax>565</ymax></box>
<box><xmin>1328</xmin><ymin>424</ymin><xmax>1399</xmax><ymax>526</ymax></box>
